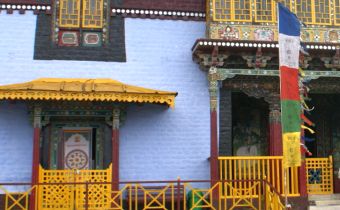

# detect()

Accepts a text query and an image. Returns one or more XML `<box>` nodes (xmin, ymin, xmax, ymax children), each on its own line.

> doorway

<box><xmin>305</xmin><ymin>94</ymin><xmax>340</xmax><ymax>193</ymax></box>
<box><xmin>232</xmin><ymin>92</ymin><xmax>269</xmax><ymax>156</ymax></box>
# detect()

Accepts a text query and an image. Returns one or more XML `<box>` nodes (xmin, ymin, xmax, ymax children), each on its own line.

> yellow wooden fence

<box><xmin>0</xmin><ymin>185</ymin><xmax>37</xmax><ymax>210</ymax></box>
<box><xmin>218</xmin><ymin>156</ymin><xmax>300</xmax><ymax>196</ymax></box>
<box><xmin>306</xmin><ymin>156</ymin><xmax>333</xmax><ymax>194</ymax></box>
<box><xmin>38</xmin><ymin>165</ymin><xmax>112</xmax><ymax>210</ymax></box>
<box><xmin>2</xmin><ymin>156</ymin><xmax>334</xmax><ymax>210</ymax></box>
<box><xmin>0</xmin><ymin>181</ymin><xmax>284</xmax><ymax>210</ymax></box>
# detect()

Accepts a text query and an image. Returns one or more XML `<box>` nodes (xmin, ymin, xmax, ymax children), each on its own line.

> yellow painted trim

<box><xmin>0</xmin><ymin>78</ymin><xmax>177</xmax><ymax>108</ymax></box>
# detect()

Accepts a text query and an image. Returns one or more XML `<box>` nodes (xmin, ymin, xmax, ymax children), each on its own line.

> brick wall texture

<box><xmin>0</xmin><ymin>12</ymin><xmax>210</xmax><ymax>183</ymax></box>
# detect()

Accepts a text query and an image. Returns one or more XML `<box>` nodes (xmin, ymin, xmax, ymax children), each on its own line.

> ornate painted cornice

<box><xmin>0</xmin><ymin>3</ymin><xmax>51</xmax><ymax>14</ymax></box>
<box><xmin>192</xmin><ymin>39</ymin><xmax>339</xmax><ymax>51</ymax></box>
<box><xmin>0</xmin><ymin>3</ymin><xmax>206</xmax><ymax>21</ymax></box>
<box><xmin>111</xmin><ymin>8</ymin><xmax>205</xmax><ymax>21</ymax></box>
<box><xmin>192</xmin><ymin>39</ymin><xmax>340</xmax><ymax>71</ymax></box>
<box><xmin>212</xmin><ymin>68</ymin><xmax>340</xmax><ymax>81</ymax></box>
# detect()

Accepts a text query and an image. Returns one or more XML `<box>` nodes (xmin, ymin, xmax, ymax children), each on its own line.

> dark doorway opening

<box><xmin>232</xmin><ymin>92</ymin><xmax>269</xmax><ymax>156</ymax></box>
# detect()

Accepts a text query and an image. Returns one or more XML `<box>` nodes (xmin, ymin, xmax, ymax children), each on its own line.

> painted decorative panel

<box><xmin>49</xmin><ymin>121</ymin><xmax>106</xmax><ymax>170</ymax></box>
<box><xmin>209</xmin><ymin>23</ymin><xmax>340</xmax><ymax>43</ymax></box>
<box><xmin>58</xmin><ymin>31</ymin><xmax>79</xmax><ymax>46</ymax></box>
<box><xmin>63</xmin><ymin>129</ymin><xmax>92</xmax><ymax>170</ymax></box>
<box><xmin>82</xmin><ymin>32</ymin><xmax>102</xmax><ymax>46</ymax></box>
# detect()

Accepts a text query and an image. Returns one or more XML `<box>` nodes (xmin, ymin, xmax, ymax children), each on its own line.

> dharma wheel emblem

<box><xmin>65</xmin><ymin>149</ymin><xmax>89</xmax><ymax>169</ymax></box>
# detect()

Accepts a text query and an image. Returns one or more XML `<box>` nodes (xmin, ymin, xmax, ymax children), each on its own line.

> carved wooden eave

<box><xmin>192</xmin><ymin>39</ymin><xmax>340</xmax><ymax>71</ymax></box>
<box><xmin>216</xmin><ymin>68</ymin><xmax>340</xmax><ymax>94</ymax></box>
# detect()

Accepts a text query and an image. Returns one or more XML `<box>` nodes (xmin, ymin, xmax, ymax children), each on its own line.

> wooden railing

<box><xmin>0</xmin><ymin>179</ymin><xmax>285</xmax><ymax>210</ymax></box>
<box><xmin>218</xmin><ymin>156</ymin><xmax>300</xmax><ymax>196</ymax></box>
<box><xmin>264</xmin><ymin>180</ymin><xmax>285</xmax><ymax>210</ymax></box>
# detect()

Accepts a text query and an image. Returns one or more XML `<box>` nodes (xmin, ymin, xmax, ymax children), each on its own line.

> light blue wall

<box><xmin>0</xmin><ymin>12</ymin><xmax>210</xmax><ymax>182</ymax></box>
<box><xmin>0</xmin><ymin>101</ymin><xmax>33</xmax><ymax>182</ymax></box>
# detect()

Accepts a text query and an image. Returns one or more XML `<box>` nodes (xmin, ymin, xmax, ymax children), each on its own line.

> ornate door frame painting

<box><xmin>62</xmin><ymin>128</ymin><xmax>93</xmax><ymax>170</ymax></box>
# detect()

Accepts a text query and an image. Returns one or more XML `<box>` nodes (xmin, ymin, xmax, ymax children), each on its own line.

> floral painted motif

<box><xmin>254</xmin><ymin>28</ymin><xmax>274</xmax><ymax>41</ymax></box>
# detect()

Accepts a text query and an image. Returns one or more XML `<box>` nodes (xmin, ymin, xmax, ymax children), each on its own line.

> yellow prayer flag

<box><xmin>283</xmin><ymin>132</ymin><xmax>301</xmax><ymax>168</ymax></box>
<box><xmin>301</xmin><ymin>125</ymin><xmax>315</xmax><ymax>134</ymax></box>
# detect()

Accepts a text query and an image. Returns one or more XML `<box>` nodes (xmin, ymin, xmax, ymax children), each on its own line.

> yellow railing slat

<box><xmin>219</xmin><ymin>156</ymin><xmax>300</xmax><ymax>196</ymax></box>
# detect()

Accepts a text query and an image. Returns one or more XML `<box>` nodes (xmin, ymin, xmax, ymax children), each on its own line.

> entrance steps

<box><xmin>309</xmin><ymin>194</ymin><xmax>340</xmax><ymax>210</ymax></box>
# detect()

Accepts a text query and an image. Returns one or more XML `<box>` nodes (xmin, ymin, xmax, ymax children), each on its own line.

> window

<box><xmin>296</xmin><ymin>0</ymin><xmax>331</xmax><ymax>25</ymax></box>
<box><xmin>56</xmin><ymin>0</ymin><xmax>107</xmax><ymax>47</ymax></box>
<box><xmin>34</xmin><ymin>0</ymin><xmax>126</xmax><ymax>62</ymax></box>
<box><xmin>212</xmin><ymin>0</ymin><xmax>336</xmax><ymax>26</ymax></box>
<box><xmin>213</xmin><ymin>0</ymin><xmax>252</xmax><ymax>22</ymax></box>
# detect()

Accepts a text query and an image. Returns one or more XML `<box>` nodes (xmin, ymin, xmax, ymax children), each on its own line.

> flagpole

<box><xmin>284</xmin><ymin>168</ymin><xmax>288</xmax><ymax>210</ymax></box>
<box><xmin>278</xmin><ymin>3</ymin><xmax>289</xmax><ymax>208</ymax></box>
<box><xmin>278</xmin><ymin>2</ymin><xmax>302</xmax><ymax>209</ymax></box>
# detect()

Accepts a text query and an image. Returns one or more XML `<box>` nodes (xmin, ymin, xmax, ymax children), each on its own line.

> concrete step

<box><xmin>315</xmin><ymin>200</ymin><xmax>340</xmax><ymax>206</ymax></box>
<box><xmin>309</xmin><ymin>194</ymin><xmax>340</xmax><ymax>201</ymax></box>
<box><xmin>309</xmin><ymin>205</ymin><xmax>340</xmax><ymax>210</ymax></box>
<box><xmin>309</xmin><ymin>194</ymin><xmax>340</xmax><ymax>209</ymax></box>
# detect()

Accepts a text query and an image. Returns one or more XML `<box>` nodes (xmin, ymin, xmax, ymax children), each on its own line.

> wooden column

<box><xmin>29</xmin><ymin>106</ymin><xmax>41</xmax><ymax>210</ymax></box>
<box><xmin>112</xmin><ymin>108</ymin><xmax>120</xmax><ymax>191</ymax></box>
<box><xmin>268</xmin><ymin>96</ymin><xmax>283</xmax><ymax>156</ymax></box>
<box><xmin>208</xmin><ymin>68</ymin><xmax>219</xmax><ymax>185</ymax></box>
<box><xmin>299</xmin><ymin>128</ymin><xmax>308</xmax><ymax>196</ymax></box>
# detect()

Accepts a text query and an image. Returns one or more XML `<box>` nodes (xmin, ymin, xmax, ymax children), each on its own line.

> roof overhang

<box><xmin>192</xmin><ymin>39</ymin><xmax>339</xmax><ymax>63</ymax></box>
<box><xmin>0</xmin><ymin>78</ymin><xmax>178</xmax><ymax>108</ymax></box>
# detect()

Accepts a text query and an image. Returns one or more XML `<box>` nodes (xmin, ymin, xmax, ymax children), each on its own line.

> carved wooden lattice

<box><xmin>82</xmin><ymin>0</ymin><xmax>104</xmax><ymax>28</ymax></box>
<box><xmin>336</xmin><ymin>0</ymin><xmax>340</xmax><ymax>25</ymax></box>
<box><xmin>75</xmin><ymin>168</ymin><xmax>112</xmax><ymax>209</ymax></box>
<box><xmin>59</xmin><ymin>0</ymin><xmax>81</xmax><ymax>28</ymax></box>
<box><xmin>38</xmin><ymin>165</ymin><xmax>112</xmax><ymax>210</ymax></box>
<box><xmin>254</xmin><ymin>0</ymin><xmax>276</xmax><ymax>22</ymax></box>
<box><xmin>212</xmin><ymin>0</ymin><xmax>336</xmax><ymax>25</ymax></box>
<box><xmin>59</xmin><ymin>0</ymin><xmax>103</xmax><ymax>29</ymax></box>
<box><xmin>213</xmin><ymin>0</ymin><xmax>252</xmax><ymax>22</ymax></box>
<box><xmin>306</xmin><ymin>157</ymin><xmax>333</xmax><ymax>194</ymax></box>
